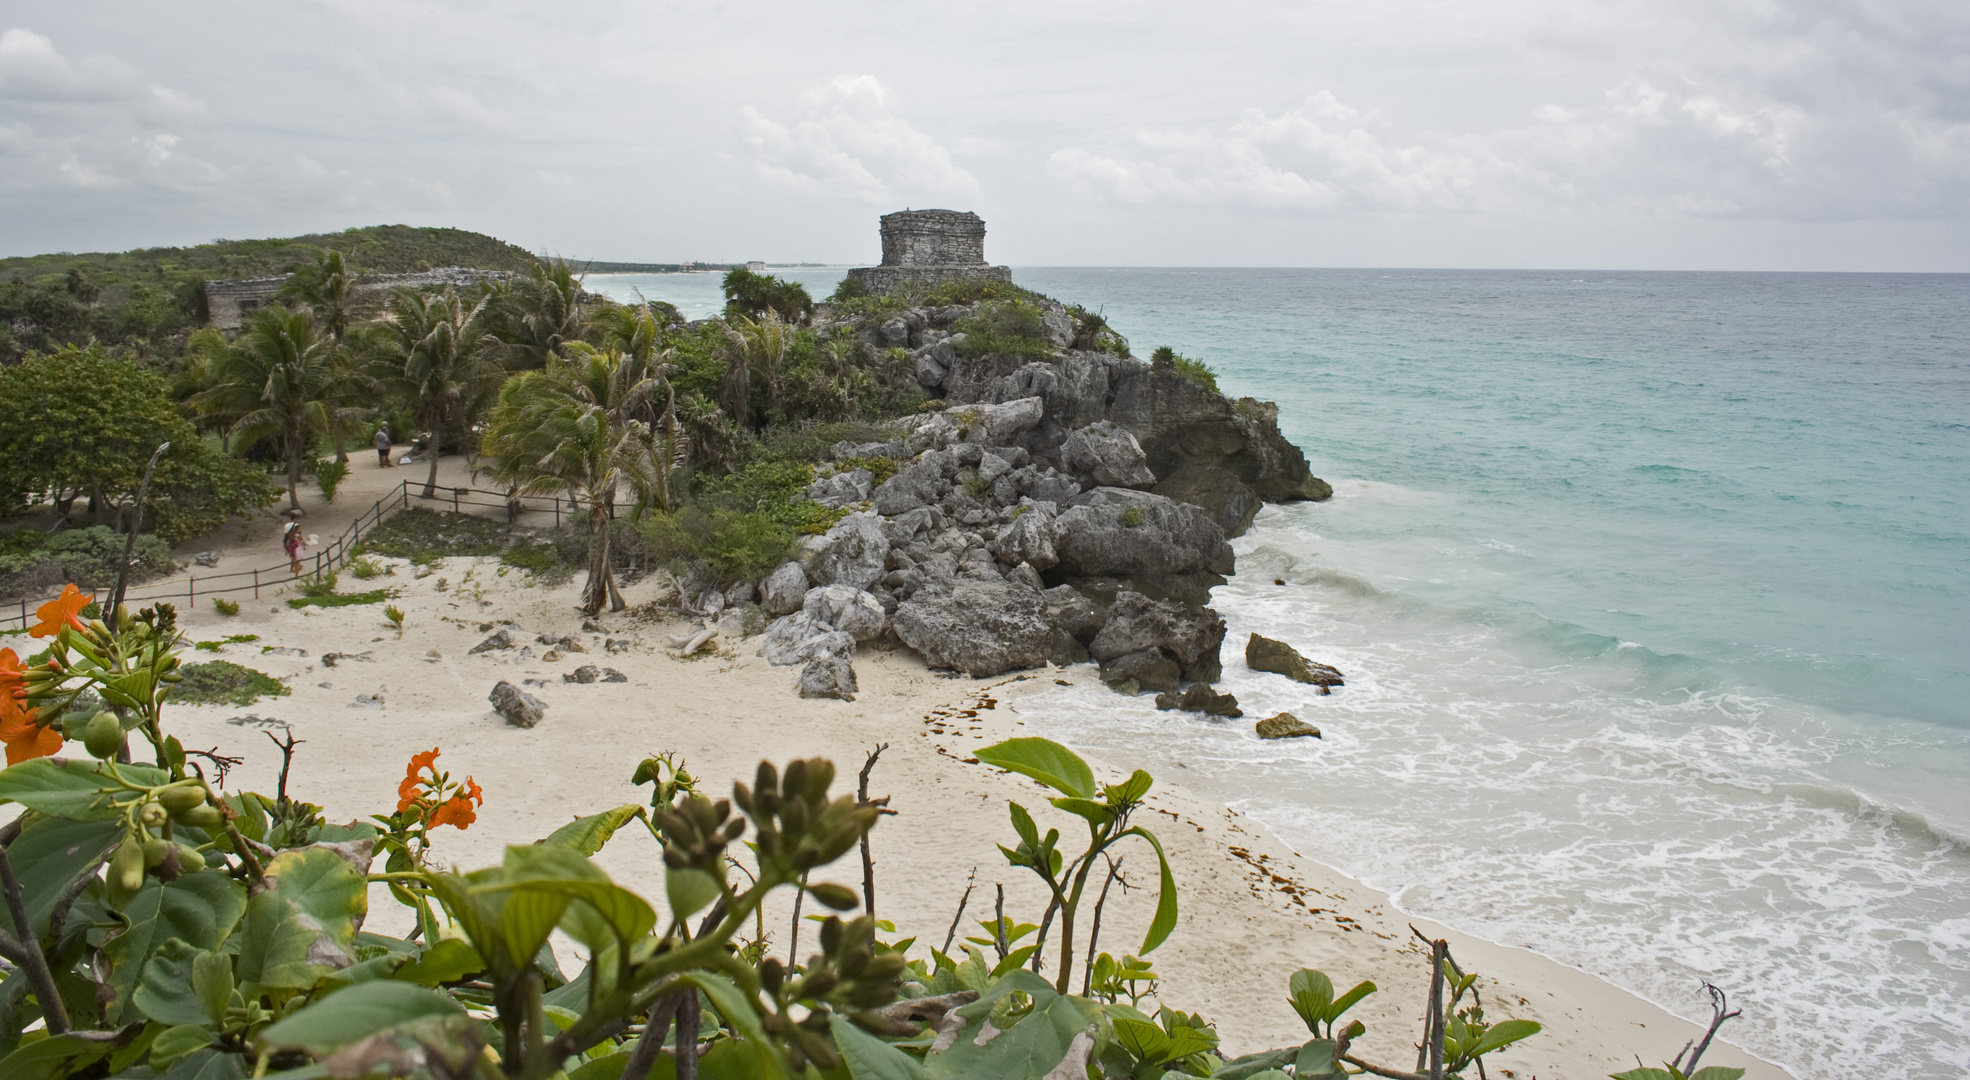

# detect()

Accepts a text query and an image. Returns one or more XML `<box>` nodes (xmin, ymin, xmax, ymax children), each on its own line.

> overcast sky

<box><xmin>2</xmin><ymin>0</ymin><xmax>1965</xmax><ymax>270</ymax></box>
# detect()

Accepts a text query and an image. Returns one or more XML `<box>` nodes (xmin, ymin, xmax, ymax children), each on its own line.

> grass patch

<box><xmin>286</xmin><ymin>589</ymin><xmax>393</xmax><ymax>609</ymax></box>
<box><xmin>1151</xmin><ymin>346</ymin><xmax>1219</xmax><ymax>395</ymax></box>
<box><xmin>1121</xmin><ymin>505</ymin><xmax>1145</xmax><ymax>527</ymax></box>
<box><xmin>346</xmin><ymin>555</ymin><xmax>386</xmax><ymax>580</ymax></box>
<box><xmin>498</xmin><ymin>545</ymin><xmax>560</xmax><ymax>574</ymax></box>
<box><xmin>171</xmin><ymin>660</ymin><xmax>289</xmax><ymax>706</ymax></box>
<box><xmin>835</xmin><ymin>455</ymin><xmax>898</xmax><ymax>486</ymax></box>
<box><xmin>356</xmin><ymin>508</ymin><xmax>510</xmax><ymax>565</ymax></box>
<box><xmin>194</xmin><ymin>634</ymin><xmax>259</xmax><ymax>652</ymax></box>
<box><xmin>212</xmin><ymin>598</ymin><xmax>240</xmax><ymax>616</ymax></box>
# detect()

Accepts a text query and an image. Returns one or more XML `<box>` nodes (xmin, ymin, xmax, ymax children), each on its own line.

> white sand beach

<box><xmin>99</xmin><ymin>458</ymin><xmax>1797</xmax><ymax>1080</ymax></box>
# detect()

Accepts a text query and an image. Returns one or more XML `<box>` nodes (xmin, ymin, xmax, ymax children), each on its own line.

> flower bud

<box><xmin>143</xmin><ymin>837</ymin><xmax>173</xmax><ymax>868</ymax></box>
<box><xmin>176</xmin><ymin>804</ymin><xmax>225</xmax><ymax>830</ymax></box>
<box><xmin>140</xmin><ymin>803</ymin><xmax>168</xmax><ymax>828</ymax></box>
<box><xmin>158</xmin><ymin>786</ymin><xmax>206</xmax><ymax>815</ymax></box>
<box><xmin>174</xmin><ymin>844</ymin><xmax>206</xmax><ymax>873</ymax></box>
<box><xmin>83</xmin><ymin>712</ymin><xmax>123</xmax><ymax>760</ymax></box>
<box><xmin>111</xmin><ymin>837</ymin><xmax>146</xmax><ymax>893</ymax></box>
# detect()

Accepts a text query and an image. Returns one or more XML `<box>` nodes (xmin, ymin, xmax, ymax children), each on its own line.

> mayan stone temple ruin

<box><xmin>841</xmin><ymin>209</ymin><xmax>1012</xmax><ymax>295</ymax></box>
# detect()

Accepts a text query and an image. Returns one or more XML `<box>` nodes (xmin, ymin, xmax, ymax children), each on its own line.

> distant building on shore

<box><xmin>841</xmin><ymin>210</ymin><xmax>1011</xmax><ymax>296</ymax></box>
<box><xmin>202</xmin><ymin>266</ymin><xmax>513</xmax><ymax>330</ymax></box>
<box><xmin>745</xmin><ymin>260</ymin><xmax>768</xmax><ymax>273</ymax></box>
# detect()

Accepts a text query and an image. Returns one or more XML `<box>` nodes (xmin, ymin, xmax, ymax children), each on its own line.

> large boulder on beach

<box><xmin>892</xmin><ymin>580</ymin><xmax>1054</xmax><ymax>677</ymax></box>
<box><xmin>1062</xmin><ymin>421</ymin><xmax>1157</xmax><ymax>489</ymax></box>
<box><xmin>988</xmin><ymin>506</ymin><xmax>1061</xmax><ymax>570</ymax></box>
<box><xmin>801</xmin><ymin>511</ymin><xmax>889</xmax><ymax>591</ymax></box>
<box><xmin>759</xmin><ymin>613</ymin><xmax>854</xmax><ymax>667</ymax></box>
<box><xmin>1053</xmin><ymin>489</ymin><xmax>1233</xmax><ymax>580</ymax></box>
<box><xmin>1088</xmin><ymin>590</ymin><xmax>1226</xmax><ymax>684</ymax></box>
<box><xmin>1099</xmin><ymin>647</ymin><xmax>1182</xmax><ymax>693</ymax></box>
<box><xmin>760</xmin><ymin>561</ymin><xmax>809</xmax><ymax>616</ymax></box>
<box><xmin>489</xmin><ymin>681</ymin><xmax>546</xmax><ymax>728</ymax></box>
<box><xmin>802</xmin><ymin>584</ymin><xmax>887</xmax><ymax>641</ymax></box>
<box><xmin>798</xmin><ymin>656</ymin><xmax>858</xmax><ymax>700</ymax></box>
<box><xmin>1256</xmin><ymin>712</ymin><xmax>1321</xmax><ymax>739</ymax></box>
<box><xmin>1246</xmin><ymin>633</ymin><xmax>1344</xmax><ymax>687</ymax></box>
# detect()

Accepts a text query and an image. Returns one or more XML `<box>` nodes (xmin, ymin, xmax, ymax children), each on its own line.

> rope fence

<box><xmin>3</xmin><ymin>481</ymin><xmax>575</xmax><ymax>631</ymax></box>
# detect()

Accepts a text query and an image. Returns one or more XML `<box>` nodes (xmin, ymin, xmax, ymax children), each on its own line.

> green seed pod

<box><xmin>158</xmin><ymin>786</ymin><xmax>206</xmax><ymax>815</ymax></box>
<box><xmin>143</xmin><ymin>837</ymin><xmax>173</xmax><ymax>868</ymax></box>
<box><xmin>111</xmin><ymin>837</ymin><xmax>145</xmax><ymax>893</ymax></box>
<box><xmin>140</xmin><ymin>802</ymin><xmax>168</xmax><ymax>828</ymax></box>
<box><xmin>174</xmin><ymin>844</ymin><xmax>206</xmax><ymax>873</ymax></box>
<box><xmin>83</xmin><ymin>712</ymin><xmax>123</xmax><ymax>760</ymax></box>
<box><xmin>176</xmin><ymin>804</ymin><xmax>225</xmax><ymax>831</ymax></box>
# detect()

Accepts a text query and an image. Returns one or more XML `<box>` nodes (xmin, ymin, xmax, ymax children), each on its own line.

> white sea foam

<box><xmin>1015</xmin><ymin>528</ymin><xmax>1970</xmax><ymax>1080</ymax></box>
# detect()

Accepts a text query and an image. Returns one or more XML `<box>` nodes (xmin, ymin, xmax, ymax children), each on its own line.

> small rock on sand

<box><xmin>1154</xmin><ymin>683</ymin><xmax>1242</xmax><ymax>717</ymax></box>
<box><xmin>490</xmin><ymin>680</ymin><xmax>546</xmax><ymax>727</ymax></box>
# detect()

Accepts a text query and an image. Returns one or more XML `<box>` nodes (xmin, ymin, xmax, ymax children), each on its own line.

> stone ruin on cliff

<box><xmin>841</xmin><ymin>209</ymin><xmax>1012</xmax><ymax>296</ymax></box>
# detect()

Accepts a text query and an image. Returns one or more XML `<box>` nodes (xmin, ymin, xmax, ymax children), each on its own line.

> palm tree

<box><xmin>191</xmin><ymin>306</ymin><xmax>339</xmax><ymax>510</ymax></box>
<box><xmin>369</xmin><ymin>287</ymin><xmax>506</xmax><ymax>499</ymax></box>
<box><xmin>281</xmin><ymin>249</ymin><xmax>364</xmax><ymax>462</ymax></box>
<box><xmin>721</xmin><ymin>312</ymin><xmax>792</xmax><ymax>430</ymax></box>
<box><xmin>489</xmin><ymin>259</ymin><xmax>589</xmax><ymax>369</ymax></box>
<box><xmin>483</xmin><ymin>350</ymin><xmax>670</xmax><ymax>615</ymax></box>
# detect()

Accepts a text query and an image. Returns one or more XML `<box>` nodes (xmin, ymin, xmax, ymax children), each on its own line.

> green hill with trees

<box><xmin>0</xmin><ymin>225</ymin><xmax>540</xmax><ymax>362</ymax></box>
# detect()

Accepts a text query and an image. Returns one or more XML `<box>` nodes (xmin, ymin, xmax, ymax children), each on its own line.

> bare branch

<box><xmin>941</xmin><ymin>868</ymin><xmax>976</xmax><ymax>955</ymax></box>
<box><xmin>857</xmin><ymin>743</ymin><xmax>887</xmax><ymax>919</ymax></box>
<box><xmin>1080</xmin><ymin>856</ymin><xmax>1125</xmax><ymax>997</ymax></box>
<box><xmin>0</xmin><ymin>847</ymin><xmax>70</xmax><ymax>1033</ymax></box>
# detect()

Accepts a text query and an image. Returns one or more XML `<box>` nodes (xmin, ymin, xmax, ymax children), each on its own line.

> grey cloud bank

<box><xmin>1</xmin><ymin>0</ymin><xmax>1965</xmax><ymax>271</ymax></box>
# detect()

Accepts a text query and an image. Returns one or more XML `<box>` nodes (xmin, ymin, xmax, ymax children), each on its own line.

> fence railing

<box><xmin>3</xmin><ymin>481</ymin><xmax>576</xmax><ymax>631</ymax></box>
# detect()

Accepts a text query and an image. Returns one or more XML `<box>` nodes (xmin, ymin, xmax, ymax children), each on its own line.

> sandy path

<box><xmin>144</xmin><ymin>551</ymin><xmax>1793</xmax><ymax>1080</ymax></box>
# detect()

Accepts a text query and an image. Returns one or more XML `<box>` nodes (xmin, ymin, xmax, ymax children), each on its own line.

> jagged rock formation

<box><xmin>747</xmin><ymin>273</ymin><xmax>1329</xmax><ymax>699</ymax></box>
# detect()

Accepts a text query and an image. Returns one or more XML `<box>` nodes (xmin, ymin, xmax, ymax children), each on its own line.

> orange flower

<box><xmin>397</xmin><ymin>747</ymin><xmax>441</xmax><ymax>812</ymax></box>
<box><xmin>29</xmin><ymin>584</ymin><xmax>90</xmax><ymax>640</ymax></box>
<box><xmin>0</xmin><ymin>648</ymin><xmax>22</xmax><ymax>701</ymax></box>
<box><xmin>428</xmin><ymin>793</ymin><xmax>478</xmax><ymax>830</ymax></box>
<box><xmin>0</xmin><ymin>695</ymin><xmax>61</xmax><ymax>766</ymax></box>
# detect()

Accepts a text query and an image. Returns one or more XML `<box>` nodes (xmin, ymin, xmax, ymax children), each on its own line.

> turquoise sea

<box><xmin>588</xmin><ymin>268</ymin><xmax>1970</xmax><ymax>1080</ymax></box>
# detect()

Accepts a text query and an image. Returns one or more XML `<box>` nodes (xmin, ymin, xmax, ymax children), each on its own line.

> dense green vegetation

<box><xmin>169</xmin><ymin>659</ymin><xmax>291</xmax><ymax>705</ymax></box>
<box><xmin>0</xmin><ymin>225</ymin><xmax>538</xmax><ymax>363</ymax></box>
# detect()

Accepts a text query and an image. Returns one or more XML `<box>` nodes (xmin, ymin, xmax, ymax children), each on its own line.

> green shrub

<box><xmin>285</xmin><ymin>588</ymin><xmax>391</xmax><ymax>609</ymax></box>
<box><xmin>634</xmin><ymin>507</ymin><xmax>800</xmax><ymax>584</ymax></box>
<box><xmin>314</xmin><ymin>459</ymin><xmax>349</xmax><ymax>503</ymax></box>
<box><xmin>194</xmin><ymin>633</ymin><xmax>257</xmax><ymax>651</ymax></box>
<box><xmin>171</xmin><ymin>660</ymin><xmax>289</xmax><ymax>705</ymax></box>
<box><xmin>959</xmin><ymin>468</ymin><xmax>992</xmax><ymax>498</ymax></box>
<box><xmin>212</xmin><ymin>598</ymin><xmax>240</xmax><ymax>616</ymax></box>
<box><xmin>757</xmin><ymin>421</ymin><xmax>903</xmax><ymax>464</ymax></box>
<box><xmin>356</xmin><ymin>508</ymin><xmax>508</xmax><ymax>564</ymax></box>
<box><xmin>835</xmin><ymin>455</ymin><xmax>898</xmax><ymax>485</ymax></box>
<box><xmin>498</xmin><ymin>544</ymin><xmax>562</xmax><ymax>575</ymax></box>
<box><xmin>345</xmin><ymin>555</ymin><xmax>384</xmax><ymax>580</ymax></box>
<box><xmin>722</xmin><ymin>268</ymin><xmax>813</xmax><ymax>322</ymax></box>
<box><xmin>1151</xmin><ymin>345</ymin><xmax>1219</xmax><ymax>394</ymax></box>
<box><xmin>297</xmin><ymin>572</ymin><xmax>338</xmax><ymax>597</ymax></box>
<box><xmin>953</xmin><ymin>299</ymin><xmax>1057</xmax><ymax>361</ymax></box>
<box><xmin>0</xmin><ymin>526</ymin><xmax>174</xmax><ymax>588</ymax></box>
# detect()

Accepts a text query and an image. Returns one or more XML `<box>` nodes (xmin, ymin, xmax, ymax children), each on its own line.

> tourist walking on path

<box><xmin>281</xmin><ymin>511</ymin><xmax>307</xmax><ymax>575</ymax></box>
<box><xmin>375</xmin><ymin>424</ymin><xmax>393</xmax><ymax>467</ymax></box>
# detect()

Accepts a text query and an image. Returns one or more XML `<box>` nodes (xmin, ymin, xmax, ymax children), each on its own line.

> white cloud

<box><xmin>739</xmin><ymin>75</ymin><xmax>979</xmax><ymax>204</ymax></box>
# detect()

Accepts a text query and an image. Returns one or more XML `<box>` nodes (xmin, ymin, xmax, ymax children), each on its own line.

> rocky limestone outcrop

<box><xmin>1086</xmin><ymin>590</ymin><xmax>1225</xmax><ymax>688</ymax></box>
<box><xmin>1256</xmin><ymin>712</ymin><xmax>1320</xmax><ymax>739</ymax></box>
<box><xmin>1155</xmin><ymin>683</ymin><xmax>1242</xmax><ymax>717</ymax></box>
<box><xmin>892</xmin><ymin>579</ymin><xmax>1059</xmax><ymax>678</ymax></box>
<box><xmin>1246</xmin><ymin>633</ymin><xmax>1345</xmax><ymax>689</ymax></box>
<box><xmin>489</xmin><ymin>681</ymin><xmax>545</xmax><ymax>728</ymax></box>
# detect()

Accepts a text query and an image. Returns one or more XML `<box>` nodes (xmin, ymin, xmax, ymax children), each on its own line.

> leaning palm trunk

<box><xmin>582</xmin><ymin>498</ymin><xmax>619</xmax><ymax>615</ymax></box>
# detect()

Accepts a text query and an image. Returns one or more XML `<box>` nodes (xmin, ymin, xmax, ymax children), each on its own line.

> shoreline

<box><xmin>136</xmin><ymin>531</ymin><xmax>1797</xmax><ymax>1080</ymax></box>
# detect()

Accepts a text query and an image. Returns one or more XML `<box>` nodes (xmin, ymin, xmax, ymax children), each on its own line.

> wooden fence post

<box><xmin>254</xmin><ymin>569</ymin><xmax>260</xmax><ymax>599</ymax></box>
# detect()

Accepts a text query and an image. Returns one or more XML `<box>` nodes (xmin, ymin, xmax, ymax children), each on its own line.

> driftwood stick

<box><xmin>0</xmin><ymin>847</ymin><xmax>69</xmax><ymax>1033</ymax></box>
<box><xmin>1080</xmin><ymin>855</ymin><xmax>1125</xmax><ymax>996</ymax></box>
<box><xmin>1427</xmin><ymin>937</ymin><xmax>1448</xmax><ymax>1080</ymax></box>
<box><xmin>941</xmin><ymin>868</ymin><xmax>976</xmax><ymax>954</ymax></box>
<box><xmin>857</xmin><ymin>743</ymin><xmax>887</xmax><ymax>918</ymax></box>
<box><xmin>1344</xmin><ymin>1054</ymin><xmax>1431</xmax><ymax>1080</ymax></box>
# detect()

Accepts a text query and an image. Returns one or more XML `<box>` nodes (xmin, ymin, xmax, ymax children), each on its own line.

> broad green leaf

<box><xmin>1048</xmin><ymin>797</ymin><xmax>1115</xmax><ymax>827</ymax></box>
<box><xmin>0</xmin><ymin>758</ymin><xmax>161</xmax><ymax>819</ymax></box>
<box><xmin>927</xmin><ymin>990</ymin><xmax>1094</xmax><ymax>1080</ymax></box>
<box><xmin>1112</xmin><ymin>1016</ymin><xmax>1174</xmax><ymax>1063</ymax></box>
<box><xmin>541</xmin><ymin>965</ymin><xmax>591</xmax><ymax>1012</ymax></box>
<box><xmin>1162</xmin><ymin>1025</ymin><xmax>1217</xmax><ymax>1063</ymax></box>
<box><xmin>1470</xmin><ymin>1019</ymin><xmax>1541</xmax><ymax>1056</ymax></box>
<box><xmin>134</xmin><ymin>939</ymin><xmax>215</xmax><ymax>1026</ymax></box>
<box><xmin>1211</xmin><ymin>1049</ymin><xmax>1296</xmax><ymax>1079</ymax></box>
<box><xmin>0</xmin><ymin>815</ymin><xmax>118</xmax><ymax>939</ymax></box>
<box><xmin>542</xmin><ymin>804</ymin><xmax>646</xmax><ymax>855</ymax></box>
<box><xmin>990</xmin><ymin>945</ymin><xmax>1040</xmax><ymax>977</ymax></box>
<box><xmin>1688</xmin><ymin>1070</ymin><xmax>1747</xmax><ymax>1080</ymax></box>
<box><xmin>158</xmin><ymin>1048</ymin><xmax>251</xmax><ymax>1080</ymax></box>
<box><xmin>975</xmin><ymin>738</ymin><xmax>1095</xmax><ymax>798</ymax></box>
<box><xmin>1123</xmin><ymin>826</ymin><xmax>1179</xmax><ymax>955</ymax></box>
<box><xmin>831</xmin><ymin>1013</ymin><xmax>928</xmax><ymax>1080</ymax></box>
<box><xmin>1288</xmin><ymin>969</ymin><xmax>1334</xmax><ymax>1029</ymax></box>
<box><xmin>1609</xmin><ymin>1071</ymin><xmax>1679</xmax><ymax>1080</ymax></box>
<box><xmin>150</xmin><ymin>1024</ymin><xmax>216</xmax><ymax>1070</ymax></box>
<box><xmin>1293</xmin><ymin>1038</ymin><xmax>1341</xmax><ymax>1079</ymax></box>
<box><xmin>1106</xmin><ymin>769</ymin><xmax>1153</xmax><ymax>806</ymax></box>
<box><xmin>234</xmin><ymin>849</ymin><xmax>368</xmax><ymax>992</ymax></box>
<box><xmin>665</xmin><ymin>867</ymin><xmax>721</xmax><ymax>921</ymax></box>
<box><xmin>0</xmin><ymin>1031</ymin><xmax>116</xmax><ymax>1080</ymax></box>
<box><xmin>391</xmin><ymin>938</ymin><xmax>484</xmax><ymax>986</ymax></box>
<box><xmin>567</xmin><ymin>1051</ymin><xmax>633</xmax><ymax>1080</ymax></box>
<box><xmin>697</xmin><ymin>1039</ymin><xmax>786</xmax><ymax>1080</ymax></box>
<box><xmin>677</xmin><ymin>971</ymin><xmax>777</xmax><ymax>1067</ymax></box>
<box><xmin>263</xmin><ymin>846</ymin><xmax>369</xmax><ymax>943</ymax></box>
<box><xmin>254</xmin><ymin>980</ymin><xmax>465</xmax><ymax>1056</ymax></box>
<box><xmin>105</xmin><ymin>871</ymin><xmax>248</xmax><ymax>1024</ymax></box>
<box><xmin>1327</xmin><ymin>980</ymin><xmax>1376</xmax><ymax>1024</ymax></box>
<box><xmin>193</xmin><ymin>950</ymin><xmax>234</xmax><ymax>1025</ymax></box>
<box><xmin>1008</xmin><ymin>802</ymin><xmax>1040</xmax><ymax>847</ymax></box>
